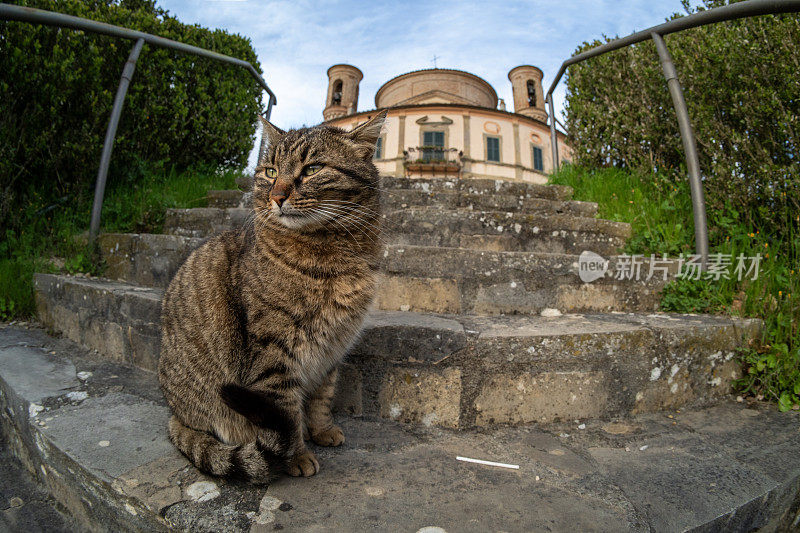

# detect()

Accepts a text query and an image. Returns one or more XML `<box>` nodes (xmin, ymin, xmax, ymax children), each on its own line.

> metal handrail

<box><xmin>544</xmin><ymin>0</ymin><xmax>800</xmax><ymax>267</ymax></box>
<box><xmin>0</xmin><ymin>3</ymin><xmax>277</xmax><ymax>245</ymax></box>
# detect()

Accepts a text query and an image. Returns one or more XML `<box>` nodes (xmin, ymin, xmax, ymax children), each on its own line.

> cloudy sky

<box><xmin>156</xmin><ymin>0</ymin><xmax>696</xmax><ymax>166</ymax></box>
<box><xmin>158</xmin><ymin>1</ymin><xmax>697</xmax><ymax>125</ymax></box>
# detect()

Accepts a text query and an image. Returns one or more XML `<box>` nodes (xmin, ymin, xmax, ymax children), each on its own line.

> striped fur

<box><xmin>158</xmin><ymin>111</ymin><xmax>386</xmax><ymax>482</ymax></box>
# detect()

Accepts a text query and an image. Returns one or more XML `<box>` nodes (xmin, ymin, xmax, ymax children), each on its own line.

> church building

<box><xmin>322</xmin><ymin>64</ymin><xmax>570</xmax><ymax>183</ymax></box>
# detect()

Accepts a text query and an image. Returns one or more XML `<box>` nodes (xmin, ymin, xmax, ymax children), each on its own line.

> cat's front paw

<box><xmin>311</xmin><ymin>425</ymin><xmax>345</xmax><ymax>447</ymax></box>
<box><xmin>288</xmin><ymin>450</ymin><xmax>319</xmax><ymax>477</ymax></box>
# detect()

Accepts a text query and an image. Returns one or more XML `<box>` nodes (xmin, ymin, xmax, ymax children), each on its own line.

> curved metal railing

<box><xmin>544</xmin><ymin>0</ymin><xmax>800</xmax><ymax>267</ymax></box>
<box><xmin>0</xmin><ymin>3</ymin><xmax>277</xmax><ymax>245</ymax></box>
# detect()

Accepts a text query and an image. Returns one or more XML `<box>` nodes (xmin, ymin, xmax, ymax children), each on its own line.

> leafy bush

<box><xmin>0</xmin><ymin>0</ymin><xmax>264</xmax><ymax>233</ymax></box>
<box><xmin>564</xmin><ymin>0</ymin><xmax>799</xmax><ymax>239</ymax></box>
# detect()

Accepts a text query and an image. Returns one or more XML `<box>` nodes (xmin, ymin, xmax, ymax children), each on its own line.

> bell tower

<box><xmin>508</xmin><ymin>65</ymin><xmax>547</xmax><ymax>122</ymax></box>
<box><xmin>323</xmin><ymin>64</ymin><xmax>363</xmax><ymax>121</ymax></box>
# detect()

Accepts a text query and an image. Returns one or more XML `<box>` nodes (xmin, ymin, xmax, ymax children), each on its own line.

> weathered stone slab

<box><xmin>357</xmin><ymin>310</ymin><xmax>466</xmax><ymax>362</ymax></box>
<box><xmin>208</xmin><ymin>185</ymin><xmax>597</xmax><ymax>216</ymax></box>
<box><xmin>97</xmin><ymin>234</ymin><xmax>668</xmax><ymax>313</ymax></box>
<box><xmin>380</xmin><ymin>246</ymin><xmax>668</xmax><ymax>314</ymax></box>
<box><xmin>378</xmin><ymin>367</ymin><xmax>462</xmax><ymax>428</ymax></box>
<box><xmin>379</xmin><ymin>175</ymin><xmax>574</xmax><ymax>201</ymax></box>
<box><xmin>375</xmin><ymin>274</ymin><xmax>461</xmax><ymax>314</ymax></box>
<box><xmin>163</xmin><ymin>207</ymin><xmax>249</xmax><ymax>238</ymax></box>
<box><xmin>474</xmin><ymin>371</ymin><xmax>610</xmax><ymax>425</ymax></box>
<box><xmin>0</xmin><ymin>327</ymin><xmax>170</xmax><ymax>531</ymax></box>
<box><xmin>206</xmin><ymin>189</ymin><xmax>246</xmax><ymax>208</ymax></box>
<box><xmin>99</xmin><ymin>233</ymin><xmax>202</xmax><ymax>288</ymax></box>
<box><xmin>386</xmin><ymin>207</ymin><xmax>630</xmax><ymax>256</ymax></box>
<box><xmin>34</xmin><ymin>274</ymin><xmax>162</xmax><ymax>371</ymax></box>
<box><xmin>41</xmin><ymin>392</ymin><xmax>174</xmax><ymax>480</ymax></box>
<box><xmin>0</xmin><ymin>343</ymin><xmax>78</xmax><ymax>405</ymax></box>
<box><xmin>589</xmin><ymin>432</ymin><xmax>779</xmax><ymax>532</ymax></box>
<box><xmin>163</xmin><ymin>205</ymin><xmax>628</xmax><ymax>256</ymax></box>
<box><xmin>33</xmin><ymin>274</ymin><xmax>762</xmax><ymax>426</ymax></box>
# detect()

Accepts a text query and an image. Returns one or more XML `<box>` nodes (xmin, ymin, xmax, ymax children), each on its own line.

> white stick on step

<box><xmin>456</xmin><ymin>456</ymin><xmax>519</xmax><ymax>470</ymax></box>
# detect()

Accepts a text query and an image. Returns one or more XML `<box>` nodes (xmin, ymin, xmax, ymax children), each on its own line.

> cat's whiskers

<box><xmin>252</xmin><ymin>206</ymin><xmax>276</xmax><ymax>233</ymax></box>
<box><xmin>315</xmin><ymin>212</ymin><xmax>382</xmax><ymax>249</ymax></box>
<box><xmin>316</xmin><ymin>203</ymin><xmax>384</xmax><ymax>237</ymax></box>
<box><xmin>314</xmin><ymin>204</ymin><xmax>384</xmax><ymax>244</ymax></box>
<box><xmin>316</xmin><ymin>200</ymin><xmax>381</xmax><ymax>223</ymax></box>
<box><xmin>317</xmin><ymin>200</ymin><xmax>395</xmax><ymax>233</ymax></box>
<box><xmin>318</xmin><ymin>199</ymin><xmax>381</xmax><ymax>218</ymax></box>
<box><xmin>314</xmin><ymin>212</ymin><xmax>383</xmax><ymax>247</ymax></box>
<box><xmin>305</xmin><ymin>208</ymin><xmax>365</xmax><ymax>251</ymax></box>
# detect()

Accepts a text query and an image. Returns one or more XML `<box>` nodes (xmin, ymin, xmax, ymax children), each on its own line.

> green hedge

<box><xmin>0</xmin><ymin>0</ymin><xmax>264</xmax><ymax>231</ymax></box>
<box><xmin>564</xmin><ymin>0</ymin><xmax>799</xmax><ymax>239</ymax></box>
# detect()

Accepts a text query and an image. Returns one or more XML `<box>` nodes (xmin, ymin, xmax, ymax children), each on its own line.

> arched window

<box><xmin>526</xmin><ymin>80</ymin><xmax>536</xmax><ymax>107</ymax></box>
<box><xmin>332</xmin><ymin>80</ymin><xmax>343</xmax><ymax>106</ymax></box>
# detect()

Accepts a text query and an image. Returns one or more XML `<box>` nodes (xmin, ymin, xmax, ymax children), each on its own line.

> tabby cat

<box><xmin>158</xmin><ymin>110</ymin><xmax>386</xmax><ymax>482</ymax></box>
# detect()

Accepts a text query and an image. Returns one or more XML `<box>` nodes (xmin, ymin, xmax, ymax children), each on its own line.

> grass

<box><xmin>549</xmin><ymin>164</ymin><xmax>695</xmax><ymax>256</ymax></box>
<box><xmin>550</xmin><ymin>165</ymin><xmax>799</xmax><ymax>411</ymax></box>
<box><xmin>0</xmin><ymin>159</ymin><xmax>242</xmax><ymax>321</ymax></box>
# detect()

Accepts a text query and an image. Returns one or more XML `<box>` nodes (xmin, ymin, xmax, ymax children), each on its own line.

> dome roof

<box><xmin>375</xmin><ymin>68</ymin><xmax>498</xmax><ymax>109</ymax></box>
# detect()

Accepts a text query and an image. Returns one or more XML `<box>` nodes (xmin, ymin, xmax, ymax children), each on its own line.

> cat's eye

<box><xmin>302</xmin><ymin>165</ymin><xmax>323</xmax><ymax>177</ymax></box>
<box><xmin>265</xmin><ymin>168</ymin><xmax>277</xmax><ymax>178</ymax></box>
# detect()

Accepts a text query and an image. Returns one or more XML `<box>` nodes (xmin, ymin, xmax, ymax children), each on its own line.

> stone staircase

<box><xmin>6</xmin><ymin>174</ymin><xmax>798</xmax><ymax>531</ymax></box>
<box><xmin>34</xmin><ymin>175</ymin><xmax>759</xmax><ymax>428</ymax></box>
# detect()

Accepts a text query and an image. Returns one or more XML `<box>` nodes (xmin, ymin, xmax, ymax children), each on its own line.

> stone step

<box><xmin>384</xmin><ymin>189</ymin><xmax>598</xmax><ymax>217</ymax></box>
<box><xmin>386</xmin><ymin>208</ymin><xmax>628</xmax><ymax>255</ymax></box>
<box><xmin>34</xmin><ymin>273</ymin><xmax>760</xmax><ymax>428</ymax></box>
<box><xmin>233</xmin><ymin>174</ymin><xmax>574</xmax><ymax>201</ymax></box>
<box><xmin>162</xmin><ymin>207</ymin><xmax>627</xmax><ymax>256</ymax></box>
<box><xmin>3</xmin><ymin>323</ymin><xmax>799</xmax><ymax>532</ymax></box>
<box><xmin>98</xmin><ymin>233</ymin><xmax>663</xmax><ymax>314</ymax></box>
<box><xmin>163</xmin><ymin>207</ymin><xmax>248</xmax><ymax>239</ymax></box>
<box><xmin>379</xmin><ymin>246</ymin><xmax>663</xmax><ymax>314</ymax></box>
<box><xmin>206</xmin><ymin>188</ymin><xmax>245</xmax><ymax>208</ymax></box>
<box><xmin>378</xmin><ymin>175</ymin><xmax>574</xmax><ymax>201</ymax></box>
<box><xmin>206</xmin><ymin>188</ymin><xmax>598</xmax><ymax>217</ymax></box>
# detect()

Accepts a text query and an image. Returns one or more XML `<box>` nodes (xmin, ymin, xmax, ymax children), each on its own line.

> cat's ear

<box><xmin>347</xmin><ymin>109</ymin><xmax>387</xmax><ymax>159</ymax></box>
<box><xmin>257</xmin><ymin>115</ymin><xmax>285</xmax><ymax>163</ymax></box>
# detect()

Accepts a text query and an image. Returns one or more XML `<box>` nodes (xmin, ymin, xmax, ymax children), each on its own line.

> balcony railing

<box><xmin>403</xmin><ymin>147</ymin><xmax>462</xmax><ymax>177</ymax></box>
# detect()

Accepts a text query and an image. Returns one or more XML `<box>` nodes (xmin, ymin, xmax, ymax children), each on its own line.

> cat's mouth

<box><xmin>272</xmin><ymin>206</ymin><xmax>318</xmax><ymax>229</ymax></box>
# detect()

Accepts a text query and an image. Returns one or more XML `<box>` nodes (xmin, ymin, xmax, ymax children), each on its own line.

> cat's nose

<box><xmin>270</xmin><ymin>180</ymin><xmax>291</xmax><ymax>208</ymax></box>
<box><xmin>270</xmin><ymin>192</ymin><xmax>287</xmax><ymax>207</ymax></box>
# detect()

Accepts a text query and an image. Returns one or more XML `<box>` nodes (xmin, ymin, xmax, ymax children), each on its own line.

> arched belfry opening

<box><xmin>324</xmin><ymin>65</ymin><xmax>363</xmax><ymax>121</ymax></box>
<box><xmin>526</xmin><ymin>80</ymin><xmax>536</xmax><ymax>107</ymax></box>
<box><xmin>332</xmin><ymin>80</ymin><xmax>343</xmax><ymax>106</ymax></box>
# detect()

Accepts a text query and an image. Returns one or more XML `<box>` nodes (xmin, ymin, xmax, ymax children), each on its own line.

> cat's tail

<box><xmin>168</xmin><ymin>410</ymin><xmax>292</xmax><ymax>484</ymax></box>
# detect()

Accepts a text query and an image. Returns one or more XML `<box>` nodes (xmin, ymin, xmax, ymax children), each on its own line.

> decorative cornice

<box><xmin>415</xmin><ymin>115</ymin><xmax>454</xmax><ymax>126</ymax></box>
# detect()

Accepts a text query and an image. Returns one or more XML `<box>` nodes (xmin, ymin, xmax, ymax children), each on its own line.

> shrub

<box><xmin>0</xmin><ymin>0</ymin><xmax>264</xmax><ymax>233</ymax></box>
<box><xmin>563</xmin><ymin>0</ymin><xmax>799</xmax><ymax>240</ymax></box>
